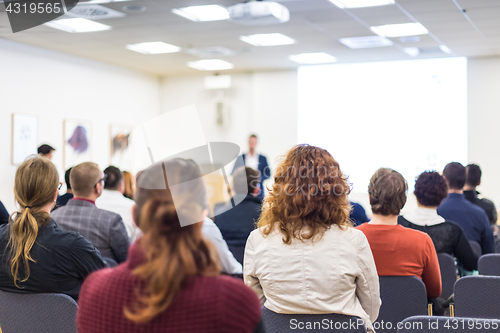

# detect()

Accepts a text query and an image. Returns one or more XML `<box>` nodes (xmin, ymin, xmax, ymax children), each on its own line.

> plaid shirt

<box><xmin>52</xmin><ymin>199</ymin><xmax>130</xmax><ymax>264</ymax></box>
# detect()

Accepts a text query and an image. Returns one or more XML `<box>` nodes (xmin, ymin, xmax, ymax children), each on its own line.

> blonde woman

<box><xmin>0</xmin><ymin>156</ymin><xmax>106</xmax><ymax>301</ymax></box>
<box><xmin>244</xmin><ymin>144</ymin><xmax>381</xmax><ymax>332</ymax></box>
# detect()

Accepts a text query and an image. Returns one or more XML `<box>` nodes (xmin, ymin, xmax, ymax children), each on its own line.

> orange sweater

<box><xmin>356</xmin><ymin>223</ymin><xmax>442</xmax><ymax>298</ymax></box>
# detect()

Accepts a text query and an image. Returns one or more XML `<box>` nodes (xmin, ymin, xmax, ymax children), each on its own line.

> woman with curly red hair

<box><xmin>244</xmin><ymin>144</ymin><xmax>380</xmax><ymax>332</ymax></box>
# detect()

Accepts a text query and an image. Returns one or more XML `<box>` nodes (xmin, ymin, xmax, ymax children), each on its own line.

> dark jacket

<box><xmin>0</xmin><ymin>219</ymin><xmax>106</xmax><ymax>301</ymax></box>
<box><xmin>398</xmin><ymin>216</ymin><xmax>478</xmax><ymax>271</ymax></box>
<box><xmin>463</xmin><ymin>190</ymin><xmax>497</xmax><ymax>226</ymax></box>
<box><xmin>51</xmin><ymin>199</ymin><xmax>130</xmax><ymax>264</ymax></box>
<box><xmin>437</xmin><ymin>193</ymin><xmax>495</xmax><ymax>254</ymax></box>
<box><xmin>214</xmin><ymin>195</ymin><xmax>262</xmax><ymax>247</ymax></box>
<box><xmin>232</xmin><ymin>154</ymin><xmax>270</xmax><ymax>200</ymax></box>
<box><xmin>53</xmin><ymin>193</ymin><xmax>74</xmax><ymax>211</ymax></box>
<box><xmin>0</xmin><ymin>202</ymin><xmax>9</xmax><ymax>225</ymax></box>
<box><xmin>350</xmin><ymin>202</ymin><xmax>369</xmax><ymax>226</ymax></box>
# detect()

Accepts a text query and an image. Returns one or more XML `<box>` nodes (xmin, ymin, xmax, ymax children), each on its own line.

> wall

<box><xmin>160</xmin><ymin>71</ymin><xmax>298</xmax><ymax>175</ymax></box>
<box><xmin>0</xmin><ymin>38</ymin><xmax>161</xmax><ymax>212</ymax></box>
<box><xmin>467</xmin><ymin>57</ymin><xmax>500</xmax><ymax>207</ymax></box>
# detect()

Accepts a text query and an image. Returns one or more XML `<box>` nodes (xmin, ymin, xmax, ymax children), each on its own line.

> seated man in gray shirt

<box><xmin>52</xmin><ymin>162</ymin><xmax>130</xmax><ymax>266</ymax></box>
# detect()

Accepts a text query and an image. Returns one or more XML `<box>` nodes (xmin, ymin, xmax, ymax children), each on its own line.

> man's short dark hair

<box><xmin>233</xmin><ymin>167</ymin><xmax>260</xmax><ymax>195</ymax></box>
<box><xmin>414</xmin><ymin>171</ymin><xmax>448</xmax><ymax>207</ymax></box>
<box><xmin>38</xmin><ymin>144</ymin><xmax>55</xmax><ymax>155</ymax></box>
<box><xmin>443</xmin><ymin>162</ymin><xmax>466</xmax><ymax>190</ymax></box>
<box><xmin>466</xmin><ymin>164</ymin><xmax>482</xmax><ymax>187</ymax></box>
<box><xmin>368</xmin><ymin>168</ymin><xmax>408</xmax><ymax>216</ymax></box>
<box><xmin>249</xmin><ymin>134</ymin><xmax>257</xmax><ymax>139</ymax></box>
<box><xmin>65</xmin><ymin>167</ymin><xmax>73</xmax><ymax>190</ymax></box>
<box><xmin>104</xmin><ymin>166</ymin><xmax>123</xmax><ymax>190</ymax></box>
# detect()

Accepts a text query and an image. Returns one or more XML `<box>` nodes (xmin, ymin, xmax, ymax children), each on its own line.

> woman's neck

<box><xmin>369</xmin><ymin>214</ymin><xmax>398</xmax><ymax>225</ymax></box>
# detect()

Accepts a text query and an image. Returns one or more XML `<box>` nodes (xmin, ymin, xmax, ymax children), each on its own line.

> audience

<box><xmin>77</xmin><ymin>158</ymin><xmax>262</xmax><ymax>333</ymax></box>
<box><xmin>96</xmin><ymin>166</ymin><xmax>140</xmax><ymax>241</ymax></box>
<box><xmin>53</xmin><ymin>167</ymin><xmax>74</xmax><ymax>211</ymax></box>
<box><xmin>0</xmin><ymin>201</ymin><xmax>9</xmax><ymax>225</ymax></box>
<box><xmin>233</xmin><ymin>134</ymin><xmax>270</xmax><ymax>200</ymax></box>
<box><xmin>214</xmin><ymin>167</ymin><xmax>261</xmax><ymax>259</ymax></box>
<box><xmin>122</xmin><ymin>171</ymin><xmax>136</xmax><ymax>200</ymax></box>
<box><xmin>52</xmin><ymin>162</ymin><xmax>130</xmax><ymax>266</ymax></box>
<box><xmin>244</xmin><ymin>145</ymin><xmax>380</xmax><ymax>332</ymax></box>
<box><xmin>437</xmin><ymin>162</ymin><xmax>495</xmax><ymax>254</ymax></box>
<box><xmin>357</xmin><ymin>168</ymin><xmax>442</xmax><ymax>299</ymax></box>
<box><xmin>37</xmin><ymin>144</ymin><xmax>55</xmax><ymax>160</ymax></box>
<box><xmin>0</xmin><ymin>157</ymin><xmax>105</xmax><ymax>301</ymax></box>
<box><xmin>398</xmin><ymin>171</ymin><xmax>478</xmax><ymax>271</ymax></box>
<box><xmin>350</xmin><ymin>201</ymin><xmax>369</xmax><ymax>226</ymax></box>
<box><xmin>463</xmin><ymin>164</ymin><xmax>497</xmax><ymax>228</ymax></box>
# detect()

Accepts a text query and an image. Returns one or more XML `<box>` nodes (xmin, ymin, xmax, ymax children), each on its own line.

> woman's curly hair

<box><xmin>257</xmin><ymin>144</ymin><xmax>352</xmax><ymax>244</ymax></box>
<box><xmin>414</xmin><ymin>171</ymin><xmax>448</xmax><ymax>207</ymax></box>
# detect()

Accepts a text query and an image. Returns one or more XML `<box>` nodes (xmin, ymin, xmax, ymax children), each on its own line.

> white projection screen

<box><xmin>298</xmin><ymin>57</ymin><xmax>468</xmax><ymax>192</ymax></box>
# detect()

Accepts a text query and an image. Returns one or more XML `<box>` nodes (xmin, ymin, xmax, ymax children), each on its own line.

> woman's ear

<box><xmin>53</xmin><ymin>189</ymin><xmax>58</xmax><ymax>202</ymax></box>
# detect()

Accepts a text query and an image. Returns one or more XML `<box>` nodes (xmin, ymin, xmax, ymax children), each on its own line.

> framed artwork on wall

<box><xmin>11</xmin><ymin>113</ymin><xmax>38</xmax><ymax>165</ymax></box>
<box><xmin>63</xmin><ymin>119</ymin><xmax>92</xmax><ymax>170</ymax></box>
<box><xmin>110</xmin><ymin>124</ymin><xmax>132</xmax><ymax>171</ymax></box>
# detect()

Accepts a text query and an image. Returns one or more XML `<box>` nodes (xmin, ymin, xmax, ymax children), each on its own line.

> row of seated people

<box><xmin>0</xmin><ymin>145</ymin><xmax>495</xmax><ymax>332</ymax></box>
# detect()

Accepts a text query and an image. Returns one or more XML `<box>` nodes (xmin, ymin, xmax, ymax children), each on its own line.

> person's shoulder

<box><xmin>96</xmin><ymin>207</ymin><xmax>122</xmax><ymax>220</ymax></box>
<box><xmin>213</xmin><ymin>275</ymin><xmax>260</xmax><ymax>307</ymax></box>
<box><xmin>398</xmin><ymin>225</ymin><xmax>433</xmax><ymax>243</ymax></box>
<box><xmin>80</xmin><ymin>266</ymin><xmax>124</xmax><ymax>302</ymax></box>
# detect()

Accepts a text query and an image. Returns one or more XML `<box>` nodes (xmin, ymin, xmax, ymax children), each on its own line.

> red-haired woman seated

<box><xmin>77</xmin><ymin>158</ymin><xmax>262</xmax><ymax>333</ymax></box>
<box><xmin>244</xmin><ymin>144</ymin><xmax>381</xmax><ymax>332</ymax></box>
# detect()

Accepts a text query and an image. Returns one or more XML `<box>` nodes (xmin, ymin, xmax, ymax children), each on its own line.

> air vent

<box><xmin>185</xmin><ymin>47</ymin><xmax>236</xmax><ymax>58</ymax></box>
<box><xmin>66</xmin><ymin>4</ymin><xmax>125</xmax><ymax>19</ymax></box>
<box><xmin>122</xmin><ymin>5</ymin><xmax>146</xmax><ymax>13</ymax></box>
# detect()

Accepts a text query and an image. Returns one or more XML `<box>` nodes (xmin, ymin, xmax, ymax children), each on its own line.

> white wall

<box><xmin>468</xmin><ymin>57</ymin><xmax>500</xmax><ymax>207</ymax></box>
<box><xmin>160</xmin><ymin>71</ymin><xmax>298</xmax><ymax>175</ymax></box>
<box><xmin>0</xmin><ymin>38</ymin><xmax>161</xmax><ymax>213</ymax></box>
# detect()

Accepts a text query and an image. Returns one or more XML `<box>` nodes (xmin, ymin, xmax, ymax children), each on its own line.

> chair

<box><xmin>261</xmin><ymin>307</ymin><xmax>367</xmax><ymax>333</ymax></box>
<box><xmin>454</xmin><ymin>275</ymin><xmax>500</xmax><ymax>319</ymax></box>
<box><xmin>397</xmin><ymin>316</ymin><xmax>500</xmax><ymax>332</ymax></box>
<box><xmin>376</xmin><ymin>276</ymin><xmax>429</xmax><ymax>333</ymax></box>
<box><xmin>496</xmin><ymin>242</ymin><xmax>500</xmax><ymax>254</ymax></box>
<box><xmin>0</xmin><ymin>290</ymin><xmax>78</xmax><ymax>333</ymax></box>
<box><xmin>437</xmin><ymin>253</ymin><xmax>457</xmax><ymax>299</ymax></box>
<box><xmin>469</xmin><ymin>241</ymin><xmax>482</xmax><ymax>258</ymax></box>
<box><xmin>478</xmin><ymin>254</ymin><xmax>500</xmax><ymax>276</ymax></box>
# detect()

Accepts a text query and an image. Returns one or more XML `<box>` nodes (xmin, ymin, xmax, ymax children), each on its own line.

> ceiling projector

<box><xmin>227</xmin><ymin>1</ymin><xmax>290</xmax><ymax>25</ymax></box>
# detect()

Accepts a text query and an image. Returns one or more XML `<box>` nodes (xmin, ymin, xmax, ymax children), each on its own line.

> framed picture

<box><xmin>63</xmin><ymin>119</ymin><xmax>92</xmax><ymax>170</ymax></box>
<box><xmin>11</xmin><ymin>113</ymin><xmax>38</xmax><ymax>165</ymax></box>
<box><xmin>110</xmin><ymin>124</ymin><xmax>132</xmax><ymax>171</ymax></box>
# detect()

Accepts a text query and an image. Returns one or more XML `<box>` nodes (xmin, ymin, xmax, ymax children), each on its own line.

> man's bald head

<box><xmin>70</xmin><ymin>162</ymin><xmax>103</xmax><ymax>197</ymax></box>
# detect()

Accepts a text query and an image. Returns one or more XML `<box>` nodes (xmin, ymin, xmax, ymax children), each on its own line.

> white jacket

<box><xmin>244</xmin><ymin>225</ymin><xmax>381</xmax><ymax>332</ymax></box>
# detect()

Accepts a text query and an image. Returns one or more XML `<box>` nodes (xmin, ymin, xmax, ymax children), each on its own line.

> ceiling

<box><xmin>0</xmin><ymin>0</ymin><xmax>499</xmax><ymax>77</ymax></box>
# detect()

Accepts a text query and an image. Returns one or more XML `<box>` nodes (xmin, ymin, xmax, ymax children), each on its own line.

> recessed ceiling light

<box><xmin>339</xmin><ymin>36</ymin><xmax>393</xmax><ymax>49</ymax></box>
<box><xmin>370</xmin><ymin>22</ymin><xmax>428</xmax><ymax>38</ymax></box>
<box><xmin>172</xmin><ymin>4</ymin><xmax>229</xmax><ymax>22</ymax></box>
<box><xmin>399</xmin><ymin>36</ymin><xmax>420</xmax><ymax>43</ymax></box>
<box><xmin>403</xmin><ymin>47</ymin><xmax>420</xmax><ymax>57</ymax></box>
<box><xmin>44</xmin><ymin>18</ymin><xmax>112</xmax><ymax>33</ymax></box>
<box><xmin>439</xmin><ymin>45</ymin><xmax>452</xmax><ymax>54</ymax></box>
<box><xmin>329</xmin><ymin>0</ymin><xmax>394</xmax><ymax>9</ymax></box>
<box><xmin>288</xmin><ymin>53</ymin><xmax>337</xmax><ymax>64</ymax></box>
<box><xmin>240</xmin><ymin>33</ymin><xmax>296</xmax><ymax>46</ymax></box>
<box><xmin>126</xmin><ymin>42</ymin><xmax>181</xmax><ymax>54</ymax></box>
<box><xmin>187</xmin><ymin>59</ymin><xmax>234</xmax><ymax>71</ymax></box>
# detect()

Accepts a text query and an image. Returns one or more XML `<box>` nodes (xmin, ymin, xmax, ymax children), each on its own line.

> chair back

<box><xmin>495</xmin><ymin>242</ymin><xmax>500</xmax><ymax>254</ymax></box>
<box><xmin>376</xmin><ymin>276</ymin><xmax>428</xmax><ymax>333</ymax></box>
<box><xmin>454</xmin><ymin>275</ymin><xmax>500</xmax><ymax>319</ymax></box>
<box><xmin>261</xmin><ymin>307</ymin><xmax>367</xmax><ymax>333</ymax></box>
<box><xmin>469</xmin><ymin>241</ymin><xmax>482</xmax><ymax>258</ymax></box>
<box><xmin>478</xmin><ymin>254</ymin><xmax>500</xmax><ymax>276</ymax></box>
<box><xmin>397</xmin><ymin>316</ymin><xmax>500</xmax><ymax>332</ymax></box>
<box><xmin>0</xmin><ymin>291</ymin><xmax>78</xmax><ymax>333</ymax></box>
<box><xmin>437</xmin><ymin>253</ymin><xmax>456</xmax><ymax>299</ymax></box>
